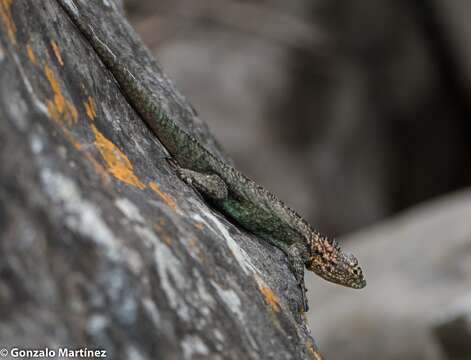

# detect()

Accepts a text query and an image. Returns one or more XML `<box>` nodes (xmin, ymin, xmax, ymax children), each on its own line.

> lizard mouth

<box><xmin>350</xmin><ymin>278</ymin><xmax>367</xmax><ymax>289</ymax></box>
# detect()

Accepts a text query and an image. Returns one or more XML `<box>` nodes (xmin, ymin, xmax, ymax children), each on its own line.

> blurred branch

<box><xmin>133</xmin><ymin>1</ymin><xmax>328</xmax><ymax>56</ymax></box>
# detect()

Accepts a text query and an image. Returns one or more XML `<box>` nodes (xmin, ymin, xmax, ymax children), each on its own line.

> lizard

<box><xmin>58</xmin><ymin>1</ymin><xmax>366</xmax><ymax>312</ymax></box>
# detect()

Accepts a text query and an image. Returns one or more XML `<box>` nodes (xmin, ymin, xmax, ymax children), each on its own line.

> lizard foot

<box><xmin>175</xmin><ymin>167</ymin><xmax>228</xmax><ymax>202</ymax></box>
<box><xmin>164</xmin><ymin>156</ymin><xmax>179</xmax><ymax>169</ymax></box>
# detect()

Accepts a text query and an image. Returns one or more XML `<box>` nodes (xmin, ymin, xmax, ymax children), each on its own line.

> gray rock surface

<box><xmin>432</xmin><ymin>294</ymin><xmax>471</xmax><ymax>359</ymax></box>
<box><xmin>306</xmin><ymin>190</ymin><xmax>471</xmax><ymax>359</ymax></box>
<box><xmin>0</xmin><ymin>1</ymin><xmax>321</xmax><ymax>359</ymax></box>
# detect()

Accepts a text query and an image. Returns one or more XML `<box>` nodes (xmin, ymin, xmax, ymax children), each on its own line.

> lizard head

<box><xmin>306</xmin><ymin>234</ymin><xmax>366</xmax><ymax>289</ymax></box>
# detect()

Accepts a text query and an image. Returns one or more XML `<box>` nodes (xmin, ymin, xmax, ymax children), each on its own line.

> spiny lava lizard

<box><xmin>59</xmin><ymin>0</ymin><xmax>366</xmax><ymax>312</ymax></box>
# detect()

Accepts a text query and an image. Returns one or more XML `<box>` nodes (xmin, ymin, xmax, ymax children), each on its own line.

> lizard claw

<box><xmin>164</xmin><ymin>156</ymin><xmax>179</xmax><ymax>169</ymax></box>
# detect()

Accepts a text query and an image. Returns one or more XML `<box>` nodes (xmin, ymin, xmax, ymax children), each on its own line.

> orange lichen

<box><xmin>56</xmin><ymin>127</ymin><xmax>110</xmax><ymax>184</ymax></box>
<box><xmin>26</xmin><ymin>44</ymin><xmax>37</xmax><ymax>65</ymax></box>
<box><xmin>148</xmin><ymin>181</ymin><xmax>178</xmax><ymax>212</ymax></box>
<box><xmin>84</xmin><ymin>96</ymin><xmax>97</xmax><ymax>120</ymax></box>
<box><xmin>51</xmin><ymin>40</ymin><xmax>64</xmax><ymax>66</ymax></box>
<box><xmin>85</xmin><ymin>152</ymin><xmax>111</xmax><ymax>184</ymax></box>
<box><xmin>0</xmin><ymin>0</ymin><xmax>16</xmax><ymax>45</ymax></box>
<box><xmin>188</xmin><ymin>237</ymin><xmax>198</xmax><ymax>248</ymax></box>
<box><xmin>61</xmin><ymin>127</ymin><xmax>81</xmax><ymax>150</ymax></box>
<box><xmin>68</xmin><ymin>102</ymin><xmax>78</xmax><ymax>122</ymax></box>
<box><xmin>259</xmin><ymin>286</ymin><xmax>281</xmax><ymax>312</ymax></box>
<box><xmin>306</xmin><ymin>341</ymin><xmax>323</xmax><ymax>360</ymax></box>
<box><xmin>44</xmin><ymin>63</ymin><xmax>78</xmax><ymax>125</ymax></box>
<box><xmin>255</xmin><ymin>276</ymin><xmax>281</xmax><ymax>312</ymax></box>
<box><xmin>92</xmin><ymin>124</ymin><xmax>146</xmax><ymax>189</ymax></box>
<box><xmin>46</xmin><ymin>100</ymin><xmax>60</xmax><ymax>123</ymax></box>
<box><xmin>44</xmin><ymin>64</ymin><xmax>64</xmax><ymax>112</ymax></box>
<box><xmin>153</xmin><ymin>223</ymin><xmax>173</xmax><ymax>246</ymax></box>
<box><xmin>63</xmin><ymin>128</ymin><xmax>111</xmax><ymax>183</ymax></box>
<box><xmin>193</xmin><ymin>222</ymin><xmax>205</xmax><ymax>231</ymax></box>
<box><xmin>187</xmin><ymin>237</ymin><xmax>205</xmax><ymax>261</ymax></box>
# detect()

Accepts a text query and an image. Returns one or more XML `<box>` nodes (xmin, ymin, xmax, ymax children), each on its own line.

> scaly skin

<box><xmin>60</xmin><ymin>2</ymin><xmax>366</xmax><ymax>311</ymax></box>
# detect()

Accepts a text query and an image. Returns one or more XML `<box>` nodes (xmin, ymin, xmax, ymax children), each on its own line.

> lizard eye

<box><xmin>346</xmin><ymin>254</ymin><xmax>358</xmax><ymax>267</ymax></box>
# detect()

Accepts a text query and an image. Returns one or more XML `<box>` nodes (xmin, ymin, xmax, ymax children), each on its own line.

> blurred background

<box><xmin>124</xmin><ymin>0</ymin><xmax>471</xmax><ymax>358</ymax></box>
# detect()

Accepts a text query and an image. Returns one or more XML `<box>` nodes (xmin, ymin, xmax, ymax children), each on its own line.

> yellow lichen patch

<box><xmin>51</xmin><ymin>40</ymin><xmax>64</xmax><ymax>66</ymax></box>
<box><xmin>44</xmin><ymin>63</ymin><xmax>64</xmax><ymax>112</ymax></box>
<box><xmin>84</xmin><ymin>96</ymin><xmax>97</xmax><ymax>120</ymax></box>
<box><xmin>255</xmin><ymin>275</ymin><xmax>281</xmax><ymax>312</ymax></box>
<box><xmin>188</xmin><ymin>237</ymin><xmax>198</xmax><ymax>248</ymax></box>
<box><xmin>92</xmin><ymin>124</ymin><xmax>146</xmax><ymax>189</ymax></box>
<box><xmin>44</xmin><ymin>63</ymin><xmax>78</xmax><ymax>125</ymax></box>
<box><xmin>187</xmin><ymin>237</ymin><xmax>205</xmax><ymax>261</ymax></box>
<box><xmin>259</xmin><ymin>285</ymin><xmax>281</xmax><ymax>312</ymax></box>
<box><xmin>26</xmin><ymin>44</ymin><xmax>37</xmax><ymax>65</ymax></box>
<box><xmin>46</xmin><ymin>99</ymin><xmax>60</xmax><ymax>123</ymax></box>
<box><xmin>193</xmin><ymin>222</ymin><xmax>205</xmax><ymax>231</ymax></box>
<box><xmin>85</xmin><ymin>152</ymin><xmax>111</xmax><ymax>184</ymax></box>
<box><xmin>153</xmin><ymin>223</ymin><xmax>173</xmax><ymax>246</ymax></box>
<box><xmin>306</xmin><ymin>342</ymin><xmax>323</xmax><ymax>360</ymax></box>
<box><xmin>67</xmin><ymin>102</ymin><xmax>78</xmax><ymax>122</ymax></box>
<box><xmin>61</xmin><ymin>128</ymin><xmax>111</xmax><ymax>184</ymax></box>
<box><xmin>148</xmin><ymin>181</ymin><xmax>178</xmax><ymax>212</ymax></box>
<box><xmin>0</xmin><ymin>0</ymin><xmax>16</xmax><ymax>45</ymax></box>
<box><xmin>62</xmin><ymin>127</ymin><xmax>81</xmax><ymax>150</ymax></box>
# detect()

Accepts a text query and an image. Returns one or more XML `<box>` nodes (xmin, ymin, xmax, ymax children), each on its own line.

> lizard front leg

<box><xmin>173</xmin><ymin>162</ymin><xmax>309</xmax><ymax>312</ymax></box>
<box><xmin>175</xmin><ymin>167</ymin><xmax>229</xmax><ymax>201</ymax></box>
